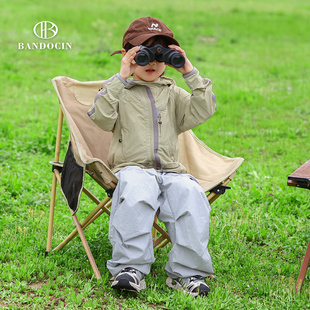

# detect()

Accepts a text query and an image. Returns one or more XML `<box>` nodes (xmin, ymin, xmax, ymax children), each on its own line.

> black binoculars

<box><xmin>134</xmin><ymin>44</ymin><xmax>185</xmax><ymax>68</ymax></box>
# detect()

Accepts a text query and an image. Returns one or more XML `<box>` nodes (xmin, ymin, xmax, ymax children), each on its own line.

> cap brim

<box><xmin>129</xmin><ymin>33</ymin><xmax>179</xmax><ymax>47</ymax></box>
<box><xmin>110</xmin><ymin>34</ymin><xmax>180</xmax><ymax>57</ymax></box>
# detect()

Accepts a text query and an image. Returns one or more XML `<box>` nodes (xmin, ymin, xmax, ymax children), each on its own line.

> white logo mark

<box><xmin>33</xmin><ymin>21</ymin><xmax>58</xmax><ymax>39</ymax></box>
<box><xmin>148</xmin><ymin>23</ymin><xmax>162</xmax><ymax>32</ymax></box>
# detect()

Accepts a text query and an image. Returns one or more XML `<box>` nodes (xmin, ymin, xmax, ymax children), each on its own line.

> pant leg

<box><xmin>107</xmin><ymin>166</ymin><xmax>161</xmax><ymax>276</ymax></box>
<box><xmin>157</xmin><ymin>172</ymin><xmax>214</xmax><ymax>279</ymax></box>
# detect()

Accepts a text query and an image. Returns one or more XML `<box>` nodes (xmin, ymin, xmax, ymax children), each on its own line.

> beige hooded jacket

<box><xmin>88</xmin><ymin>68</ymin><xmax>217</xmax><ymax>173</ymax></box>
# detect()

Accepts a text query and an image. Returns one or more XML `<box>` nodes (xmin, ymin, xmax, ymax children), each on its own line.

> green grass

<box><xmin>1</xmin><ymin>0</ymin><xmax>310</xmax><ymax>309</ymax></box>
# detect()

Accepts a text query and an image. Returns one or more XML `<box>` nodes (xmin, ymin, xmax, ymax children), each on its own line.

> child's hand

<box><xmin>120</xmin><ymin>46</ymin><xmax>140</xmax><ymax>80</ymax></box>
<box><xmin>168</xmin><ymin>45</ymin><xmax>194</xmax><ymax>75</ymax></box>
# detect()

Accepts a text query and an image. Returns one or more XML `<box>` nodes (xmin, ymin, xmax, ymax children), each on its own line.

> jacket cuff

<box><xmin>183</xmin><ymin>68</ymin><xmax>212</xmax><ymax>90</ymax></box>
<box><xmin>182</xmin><ymin>67</ymin><xmax>198</xmax><ymax>79</ymax></box>
<box><xmin>116</xmin><ymin>73</ymin><xmax>128</xmax><ymax>86</ymax></box>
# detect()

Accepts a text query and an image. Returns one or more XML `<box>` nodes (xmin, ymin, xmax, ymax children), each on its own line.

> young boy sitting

<box><xmin>88</xmin><ymin>16</ymin><xmax>216</xmax><ymax>297</ymax></box>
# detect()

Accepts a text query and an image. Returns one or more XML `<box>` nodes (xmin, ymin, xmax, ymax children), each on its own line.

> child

<box><xmin>88</xmin><ymin>16</ymin><xmax>217</xmax><ymax>297</ymax></box>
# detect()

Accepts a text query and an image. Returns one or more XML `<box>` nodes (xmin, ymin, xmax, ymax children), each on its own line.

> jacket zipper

<box><xmin>145</xmin><ymin>86</ymin><xmax>161</xmax><ymax>170</ymax></box>
<box><xmin>158</xmin><ymin>113</ymin><xmax>162</xmax><ymax>136</ymax></box>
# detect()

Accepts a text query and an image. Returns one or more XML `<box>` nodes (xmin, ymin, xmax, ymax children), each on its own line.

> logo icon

<box><xmin>148</xmin><ymin>23</ymin><xmax>162</xmax><ymax>32</ymax></box>
<box><xmin>33</xmin><ymin>21</ymin><xmax>58</xmax><ymax>39</ymax></box>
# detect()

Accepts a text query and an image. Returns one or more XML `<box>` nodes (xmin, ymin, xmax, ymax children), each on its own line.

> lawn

<box><xmin>0</xmin><ymin>0</ymin><xmax>310</xmax><ymax>309</ymax></box>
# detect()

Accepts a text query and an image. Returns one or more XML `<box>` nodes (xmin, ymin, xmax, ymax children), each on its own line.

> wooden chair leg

<box><xmin>46</xmin><ymin>173</ymin><xmax>57</xmax><ymax>255</ymax></box>
<box><xmin>152</xmin><ymin>215</ymin><xmax>158</xmax><ymax>240</ymax></box>
<box><xmin>46</xmin><ymin>107</ymin><xmax>63</xmax><ymax>255</ymax></box>
<box><xmin>295</xmin><ymin>240</ymin><xmax>310</xmax><ymax>293</ymax></box>
<box><xmin>53</xmin><ymin>198</ymin><xmax>112</xmax><ymax>252</ymax></box>
<box><xmin>156</xmin><ymin>238</ymin><xmax>170</xmax><ymax>249</ymax></box>
<box><xmin>72</xmin><ymin>214</ymin><xmax>101</xmax><ymax>280</ymax></box>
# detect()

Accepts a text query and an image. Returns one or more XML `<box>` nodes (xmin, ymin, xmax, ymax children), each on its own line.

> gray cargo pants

<box><xmin>107</xmin><ymin>166</ymin><xmax>214</xmax><ymax>279</ymax></box>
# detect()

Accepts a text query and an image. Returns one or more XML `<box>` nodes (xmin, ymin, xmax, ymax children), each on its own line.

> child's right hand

<box><xmin>167</xmin><ymin>45</ymin><xmax>194</xmax><ymax>75</ymax></box>
<box><xmin>120</xmin><ymin>46</ymin><xmax>140</xmax><ymax>80</ymax></box>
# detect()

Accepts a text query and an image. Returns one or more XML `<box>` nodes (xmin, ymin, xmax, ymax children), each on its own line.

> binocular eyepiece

<box><xmin>134</xmin><ymin>44</ymin><xmax>185</xmax><ymax>68</ymax></box>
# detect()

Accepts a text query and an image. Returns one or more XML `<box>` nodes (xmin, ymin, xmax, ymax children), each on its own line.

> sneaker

<box><xmin>166</xmin><ymin>275</ymin><xmax>210</xmax><ymax>297</ymax></box>
<box><xmin>111</xmin><ymin>267</ymin><xmax>146</xmax><ymax>292</ymax></box>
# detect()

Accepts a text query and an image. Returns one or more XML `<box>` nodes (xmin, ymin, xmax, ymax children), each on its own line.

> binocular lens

<box><xmin>135</xmin><ymin>53</ymin><xmax>150</xmax><ymax>66</ymax></box>
<box><xmin>170</xmin><ymin>55</ymin><xmax>185</xmax><ymax>68</ymax></box>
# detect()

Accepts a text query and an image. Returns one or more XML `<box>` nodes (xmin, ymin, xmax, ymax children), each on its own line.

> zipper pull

<box><xmin>158</xmin><ymin>114</ymin><xmax>162</xmax><ymax>124</ymax></box>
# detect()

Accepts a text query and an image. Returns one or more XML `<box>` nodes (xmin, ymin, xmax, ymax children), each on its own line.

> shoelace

<box><xmin>122</xmin><ymin>267</ymin><xmax>136</xmax><ymax>274</ymax></box>
<box><xmin>190</xmin><ymin>275</ymin><xmax>204</xmax><ymax>282</ymax></box>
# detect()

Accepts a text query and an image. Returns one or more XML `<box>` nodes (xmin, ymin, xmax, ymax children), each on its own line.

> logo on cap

<box><xmin>148</xmin><ymin>23</ymin><xmax>162</xmax><ymax>32</ymax></box>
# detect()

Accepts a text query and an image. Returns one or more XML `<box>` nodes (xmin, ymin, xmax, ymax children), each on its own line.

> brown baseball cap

<box><xmin>110</xmin><ymin>16</ymin><xmax>180</xmax><ymax>56</ymax></box>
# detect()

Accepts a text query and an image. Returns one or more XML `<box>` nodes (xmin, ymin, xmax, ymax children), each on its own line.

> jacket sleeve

<box><xmin>174</xmin><ymin>68</ymin><xmax>217</xmax><ymax>134</ymax></box>
<box><xmin>87</xmin><ymin>74</ymin><xmax>127</xmax><ymax>131</ymax></box>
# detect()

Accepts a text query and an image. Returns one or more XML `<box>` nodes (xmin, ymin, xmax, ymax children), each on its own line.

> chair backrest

<box><xmin>53</xmin><ymin>76</ymin><xmax>111</xmax><ymax>164</ymax></box>
<box><xmin>178</xmin><ymin>131</ymin><xmax>243</xmax><ymax>192</ymax></box>
<box><xmin>53</xmin><ymin>76</ymin><xmax>118</xmax><ymax>190</ymax></box>
<box><xmin>52</xmin><ymin>76</ymin><xmax>243</xmax><ymax>192</ymax></box>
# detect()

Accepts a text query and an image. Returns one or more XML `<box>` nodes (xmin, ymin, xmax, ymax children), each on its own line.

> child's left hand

<box><xmin>168</xmin><ymin>45</ymin><xmax>194</xmax><ymax>75</ymax></box>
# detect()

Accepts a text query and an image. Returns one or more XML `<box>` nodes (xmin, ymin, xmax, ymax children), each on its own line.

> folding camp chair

<box><xmin>287</xmin><ymin>159</ymin><xmax>310</xmax><ymax>293</ymax></box>
<box><xmin>46</xmin><ymin>76</ymin><xmax>244</xmax><ymax>279</ymax></box>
